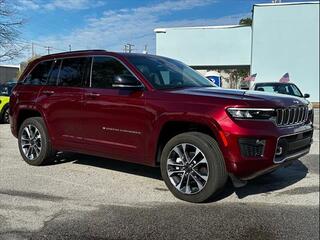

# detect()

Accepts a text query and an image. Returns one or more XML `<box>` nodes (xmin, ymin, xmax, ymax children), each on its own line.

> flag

<box><xmin>243</xmin><ymin>73</ymin><xmax>257</xmax><ymax>82</ymax></box>
<box><xmin>279</xmin><ymin>73</ymin><xmax>290</xmax><ymax>83</ymax></box>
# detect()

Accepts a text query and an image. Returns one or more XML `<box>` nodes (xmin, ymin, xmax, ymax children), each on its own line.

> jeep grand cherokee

<box><xmin>10</xmin><ymin>50</ymin><xmax>313</xmax><ymax>202</ymax></box>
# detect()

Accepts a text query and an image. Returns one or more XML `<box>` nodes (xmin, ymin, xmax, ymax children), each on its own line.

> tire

<box><xmin>1</xmin><ymin>105</ymin><xmax>9</xmax><ymax>124</ymax></box>
<box><xmin>2</xmin><ymin>106</ymin><xmax>9</xmax><ymax>124</ymax></box>
<box><xmin>160</xmin><ymin>132</ymin><xmax>227</xmax><ymax>203</ymax></box>
<box><xmin>18</xmin><ymin>117</ymin><xmax>56</xmax><ymax>166</ymax></box>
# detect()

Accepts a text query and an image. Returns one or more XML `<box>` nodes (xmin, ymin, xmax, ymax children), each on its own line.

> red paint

<box><xmin>9</xmin><ymin>50</ymin><xmax>313</xmax><ymax>179</ymax></box>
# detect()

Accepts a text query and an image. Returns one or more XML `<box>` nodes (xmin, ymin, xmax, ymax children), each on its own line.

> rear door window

<box><xmin>24</xmin><ymin>60</ymin><xmax>54</xmax><ymax>85</ymax></box>
<box><xmin>58</xmin><ymin>57</ymin><xmax>91</xmax><ymax>87</ymax></box>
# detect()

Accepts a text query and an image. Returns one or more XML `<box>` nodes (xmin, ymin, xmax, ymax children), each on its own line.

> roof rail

<box><xmin>65</xmin><ymin>49</ymin><xmax>107</xmax><ymax>53</ymax></box>
<box><xmin>42</xmin><ymin>49</ymin><xmax>108</xmax><ymax>58</ymax></box>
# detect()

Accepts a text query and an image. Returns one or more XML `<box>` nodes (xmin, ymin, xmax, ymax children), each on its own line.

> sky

<box><xmin>8</xmin><ymin>0</ymin><xmax>314</xmax><ymax>64</ymax></box>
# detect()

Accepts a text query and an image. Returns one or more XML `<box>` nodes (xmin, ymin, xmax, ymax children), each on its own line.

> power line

<box><xmin>16</xmin><ymin>38</ymin><xmax>68</xmax><ymax>53</ymax></box>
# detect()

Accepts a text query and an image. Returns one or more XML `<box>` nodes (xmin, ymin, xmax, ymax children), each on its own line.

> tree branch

<box><xmin>0</xmin><ymin>0</ymin><xmax>24</xmax><ymax>62</ymax></box>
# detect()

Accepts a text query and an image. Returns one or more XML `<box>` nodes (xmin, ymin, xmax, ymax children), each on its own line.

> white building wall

<box><xmin>155</xmin><ymin>25</ymin><xmax>252</xmax><ymax>67</ymax></box>
<box><xmin>251</xmin><ymin>2</ymin><xmax>319</xmax><ymax>102</ymax></box>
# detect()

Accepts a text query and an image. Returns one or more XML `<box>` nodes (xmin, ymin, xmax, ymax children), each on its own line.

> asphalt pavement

<box><xmin>0</xmin><ymin>110</ymin><xmax>319</xmax><ymax>240</ymax></box>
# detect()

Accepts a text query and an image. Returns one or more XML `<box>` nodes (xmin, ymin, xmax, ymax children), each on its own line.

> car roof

<box><xmin>36</xmin><ymin>50</ymin><xmax>160</xmax><ymax>61</ymax></box>
<box><xmin>255</xmin><ymin>82</ymin><xmax>295</xmax><ymax>85</ymax></box>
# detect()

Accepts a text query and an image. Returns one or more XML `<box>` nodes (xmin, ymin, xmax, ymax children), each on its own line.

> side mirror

<box><xmin>112</xmin><ymin>75</ymin><xmax>143</xmax><ymax>90</ymax></box>
<box><xmin>303</xmin><ymin>93</ymin><xmax>310</xmax><ymax>98</ymax></box>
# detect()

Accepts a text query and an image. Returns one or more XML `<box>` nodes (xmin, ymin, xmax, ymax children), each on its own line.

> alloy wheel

<box><xmin>166</xmin><ymin>143</ymin><xmax>209</xmax><ymax>194</ymax></box>
<box><xmin>21</xmin><ymin>124</ymin><xmax>42</xmax><ymax>160</ymax></box>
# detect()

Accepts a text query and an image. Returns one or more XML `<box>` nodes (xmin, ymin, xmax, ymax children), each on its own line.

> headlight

<box><xmin>227</xmin><ymin>108</ymin><xmax>275</xmax><ymax>120</ymax></box>
<box><xmin>308</xmin><ymin>102</ymin><xmax>313</xmax><ymax>111</ymax></box>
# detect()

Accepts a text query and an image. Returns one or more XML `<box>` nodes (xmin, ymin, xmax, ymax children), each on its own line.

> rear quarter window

<box><xmin>23</xmin><ymin>60</ymin><xmax>54</xmax><ymax>85</ymax></box>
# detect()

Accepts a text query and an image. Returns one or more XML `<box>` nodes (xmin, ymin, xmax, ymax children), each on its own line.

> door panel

<box><xmin>37</xmin><ymin>57</ymin><xmax>91</xmax><ymax>150</ymax></box>
<box><xmin>81</xmin><ymin>56</ymin><xmax>148</xmax><ymax>164</ymax></box>
<box><xmin>37</xmin><ymin>86</ymin><xmax>84</xmax><ymax>147</ymax></box>
<box><xmin>82</xmin><ymin>88</ymin><xmax>147</xmax><ymax>164</ymax></box>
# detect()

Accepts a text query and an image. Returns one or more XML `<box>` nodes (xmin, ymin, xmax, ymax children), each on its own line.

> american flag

<box><xmin>279</xmin><ymin>73</ymin><xmax>290</xmax><ymax>83</ymax></box>
<box><xmin>243</xmin><ymin>73</ymin><xmax>257</xmax><ymax>82</ymax></box>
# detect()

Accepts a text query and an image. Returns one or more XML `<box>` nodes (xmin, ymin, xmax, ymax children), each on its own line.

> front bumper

<box><xmin>239</xmin><ymin>147</ymin><xmax>310</xmax><ymax>181</ymax></box>
<box><xmin>219</xmin><ymin>116</ymin><xmax>313</xmax><ymax>179</ymax></box>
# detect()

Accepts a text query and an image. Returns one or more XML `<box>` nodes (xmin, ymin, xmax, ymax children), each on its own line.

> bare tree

<box><xmin>0</xmin><ymin>0</ymin><xmax>24</xmax><ymax>62</ymax></box>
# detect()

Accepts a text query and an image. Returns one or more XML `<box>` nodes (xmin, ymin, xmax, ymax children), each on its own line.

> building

<box><xmin>251</xmin><ymin>2</ymin><xmax>319</xmax><ymax>102</ymax></box>
<box><xmin>0</xmin><ymin>65</ymin><xmax>19</xmax><ymax>84</ymax></box>
<box><xmin>155</xmin><ymin>2</ymin><xmax>319</xmax><ymax>102</ymax></box>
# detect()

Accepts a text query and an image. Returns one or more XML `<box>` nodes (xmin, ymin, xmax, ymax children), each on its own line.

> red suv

<box><xmin>10</xmin><ymin>50</ymin><xmax>313</xmax><ymax>202</ymax></box>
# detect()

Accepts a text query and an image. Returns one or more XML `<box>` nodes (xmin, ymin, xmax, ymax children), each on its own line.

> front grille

<box><xmin>276</xmin><ymin>106</ymin><xmax>308</xmax><ymax>126</ymax></box>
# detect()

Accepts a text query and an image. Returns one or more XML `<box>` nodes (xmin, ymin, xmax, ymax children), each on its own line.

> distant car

<box><xmin>252</xmin><ymin>82</ymin><xmax>314</xmax><ymax>124</ymax></box>
<box><xmin>0</xmin><ymin>82</ymin><xmax>16</xmax><ymax>124</ymax></box>
<box><xmin>252</xmin><ymin>82</ymin><xmax>310</xmax><ymax>99</ymax></box>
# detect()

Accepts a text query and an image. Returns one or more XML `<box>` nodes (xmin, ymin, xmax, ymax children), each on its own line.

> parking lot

<box><xmin>0</xmin><ymin>111</ymin><xmax>319</xmax><ymax>240</ymax></box>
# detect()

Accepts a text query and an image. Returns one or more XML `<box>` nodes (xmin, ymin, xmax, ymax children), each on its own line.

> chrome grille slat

<box><xmin>304</xmin><ymin>107</ymin><xmax>309</xmax><ymax>122</ymax></box>
<box><xmin>301</xmin><ymin>108</ymin><xmax>305</xmax><ymax>123</ymax></box>
<box><xmin>292</xmin><ymin>108</ymin><xmax>296</xmax><ymax>124</ymax></box>
<box><xmin>276</xmin><ymin>106</ymin><xmax>308</xmax><ymax>127</ymax></box>
<box><xmin>297</xmin><ymin>107</ymin><xmax>302</xmax><ymax>122</ymax></box>
<box><xmin>286</xmin><ymin>109</ymin><xmax>291</xmax><ymax>125</ymax></box>
<box><xmin>300</xmin><ymin>107</ymin><xmax>304</xmax><ymax>122</ymax></box>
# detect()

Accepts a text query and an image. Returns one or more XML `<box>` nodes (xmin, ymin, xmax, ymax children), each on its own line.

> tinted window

<box><xmin>91</xmin><ymin>57</ymin><xmax>134</xmax><ymax>88</ymax></box>
<box><xmin>290</xmin><ymin>84</ymin><xmax>303</xmax><ymax>97</ymax></box>
<box><xmin>47</xmin><ymin>59</ymin><xmax>61</xmax><ymax>86</ymax></box>
<box><xmin>126</xmin><ymin>55</ymin><xmax>215</xmax><ymax>89</ymax></box>
<box><xmin>255</xmin><ymin>83</ymin><xmax>303</xmax><ymax>97</ymax></box>
<box><xmin>58</xmin><ymin>57</ymin><xmax>91</xmax><ymax>87</ymax></box>
<box><xmin>255</xmin><ymin>85</ymin><xmax>274</xmax><ymax>93</ymax></box>
<box><xmin>24</xmin><ymin>60</ymin><xmax>53</xmax><ymax>85</ymax></box>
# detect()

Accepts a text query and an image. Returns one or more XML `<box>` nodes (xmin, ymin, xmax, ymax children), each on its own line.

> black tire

<box><xmin>1</xmin><ymin>105</ymin><xmax>9</xmax><ymax>124</ymax></box>
<box><xmin>18</xmin><ymin>117</ymin><xmax>56</xmax><ymax>166</ymax></box>
<box><xmin>160</xmin><ymin>132</ymin><xmax>228</xmax><ymax>203</ymax></box>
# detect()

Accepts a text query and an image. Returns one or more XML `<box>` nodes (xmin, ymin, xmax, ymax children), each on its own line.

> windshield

<box><xmin>126</xmin><ymin>55</ymin><xmax>216</xmax><ymax>90</ymax></box>
<box><xmin>255</xmin><ymin>83</ymin><xmax>303</xmax><ymax>97</ymax></box>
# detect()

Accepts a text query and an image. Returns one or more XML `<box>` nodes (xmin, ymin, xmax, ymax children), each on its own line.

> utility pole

<box><xmin>123</xmin><ymin>44</ymin><xmax>128</xmax><ymax>53</ymax></box>
<box><xmin>142</xmin><ymin>44</ymin><xmax>148</xmax><ymax>54</ymax></box>
<box><xmin>69</xmin><ymin>44</ymin><xmax>72</xmax><ymax>51</ymax></box>
<box><xmin>45</xmin><ymin>46</ymin><xmax>51</xmax><ymax>54</ymax></box>
<box><xmin>126</xmin><ymin>43</ymin><xmax>134</xmax><ymax>53</ymax></box>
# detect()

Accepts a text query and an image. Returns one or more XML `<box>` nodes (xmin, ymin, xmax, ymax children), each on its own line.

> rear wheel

<box><xmin>160</xmin><ymin>132</ymin><xmax>228</xmax><ymax>203</ymax></box>
<box><xmin>18</xmin><ymin>117</ymin><xmax>56</xmax><ymax>166</ymax></box>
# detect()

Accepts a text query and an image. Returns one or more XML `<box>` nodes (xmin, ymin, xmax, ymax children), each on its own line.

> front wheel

<box><xmin>18</xmin><ymin>117</ymin><xmax>56</xmax><ymax>166</ymax></box>
<box><xmin>160</xmin><ymin>132</ymin><xmax>227</xmax><ymax>203</ymax></box>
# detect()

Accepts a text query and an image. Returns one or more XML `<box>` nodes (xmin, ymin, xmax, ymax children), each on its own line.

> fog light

<box><xmin>239</xmin><ymin>138</ymin><xmax>266</xmax><ymax>157</ymax></box>
<box><xmin>276</xmin><ymin>146</ymin><xmax>283</xmax><ymax>156</ymax></box>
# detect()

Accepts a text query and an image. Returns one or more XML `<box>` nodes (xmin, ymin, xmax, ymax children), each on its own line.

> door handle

<box><xmin>42</xmin><ymin>90</ymin><xmax>55</xmax><ymax>96</ymax></box>
<box><xmin>85</xmin><ymin>92</ymin><xmax>100</xmax><ymax>98</ymax></box>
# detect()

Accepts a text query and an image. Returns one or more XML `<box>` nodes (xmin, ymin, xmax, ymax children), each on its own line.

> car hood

<box><xmin>167</xmin><ymin>87</ymin><xmax>309</xmax><ymax>107</ymax></box>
